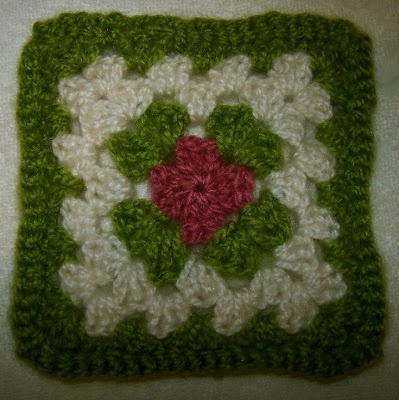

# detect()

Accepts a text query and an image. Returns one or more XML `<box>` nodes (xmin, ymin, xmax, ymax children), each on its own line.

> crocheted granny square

<box><xmin>12</xmin><ymin>12</ymin><xmax>385</xmax><ymax>378</ymax></box>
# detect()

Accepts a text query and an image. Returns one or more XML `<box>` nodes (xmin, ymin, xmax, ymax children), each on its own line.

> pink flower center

<box><xmin>150</xmin><ymin>136</ymin><xmax>254</xmax><ymax>245</ymax></box>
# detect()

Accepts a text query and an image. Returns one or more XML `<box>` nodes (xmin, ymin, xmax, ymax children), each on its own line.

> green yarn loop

<box><xmin>202</xmin><ymin>189</ymin><xmax>291</xmax><ymax>277</ymax></box>
<box><xmin>109</xmin><ymin>102</ymin><xmax>190</xmax><ymax>182</ymax></box>
<box><xmin>112</xmin><ymin>199</ymin><xmax>190</xmax><ymax>285</ymax></box>
<box><xmin>206</xmin><ymin>104</ymin><xmax>284</xmax><ymax>177</ymax></box>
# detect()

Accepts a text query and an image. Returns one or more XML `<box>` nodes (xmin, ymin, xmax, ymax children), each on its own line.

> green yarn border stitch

<box><xmin>11</xmin><ymin>11</ymin><xmax>385</xmax><ymax>378</ymax></box>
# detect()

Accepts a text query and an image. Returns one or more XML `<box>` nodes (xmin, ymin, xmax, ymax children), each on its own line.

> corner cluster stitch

<box><xmin>53</xmin><ymin>52</ymin><xmax>346</xmax><ymax>339</ymax></box>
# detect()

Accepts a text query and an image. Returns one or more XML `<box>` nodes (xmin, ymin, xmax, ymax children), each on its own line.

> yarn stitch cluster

<box><xmin>53</xmin><ymin>52</ymin><xmax>347</xmax><ymax>339</ymax></box>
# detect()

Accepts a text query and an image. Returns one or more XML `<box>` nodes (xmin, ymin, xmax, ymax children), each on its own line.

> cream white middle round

<box><xmin>53</xmin><ymin>52</ymin><xmax>346</xmax><ymax>339</ymax></box>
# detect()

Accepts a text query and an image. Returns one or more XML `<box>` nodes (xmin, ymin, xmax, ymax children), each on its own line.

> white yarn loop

<box><xmin>54</xmin><ymin>52</ymin><xmax>346</xmax><ymax>338</ymax></box>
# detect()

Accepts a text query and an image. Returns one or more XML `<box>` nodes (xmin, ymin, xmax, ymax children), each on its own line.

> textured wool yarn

<box><xmin>11</xmin><ymin>11</ymin><xmax>385</xmax><ymax>378</ymax></box>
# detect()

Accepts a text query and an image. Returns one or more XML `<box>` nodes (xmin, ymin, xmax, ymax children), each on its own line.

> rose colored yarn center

<box><xmin>151</xmin><ymin>136</ymin><xmax>254</xmax><ymax>245</ymax></box>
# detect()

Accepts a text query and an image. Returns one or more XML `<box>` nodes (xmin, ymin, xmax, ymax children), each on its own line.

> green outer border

<box><xmin>11</xmin><ymin>12</ymin><xmax>385</xmax><ymax>378</ymax></box>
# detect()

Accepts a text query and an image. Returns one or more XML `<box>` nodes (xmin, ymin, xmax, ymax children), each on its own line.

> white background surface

<box><xmin>0</xmin><ymin>1</ymin><xmax>398</xmax><ymax>399</ymax></box>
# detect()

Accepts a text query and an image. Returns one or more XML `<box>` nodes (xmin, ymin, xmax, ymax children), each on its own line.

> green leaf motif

<box><xmin>206</xmin><ymin>104</ymin><xmax>284</xmax><ymax>178</ymax></box>
<box><xmin>112</xmin><ymin>199</ymin><xmax>190</xmax><ymax>286</ymax></box>
<box><xmin>109</xmin><ymin>102</ymin><xmax>190</xmax><ymax>182</ymax></box>
<box><xmin>202</xmin><ymin>189</ymin><xmax>291</xmax><ymax>278</ymax></box>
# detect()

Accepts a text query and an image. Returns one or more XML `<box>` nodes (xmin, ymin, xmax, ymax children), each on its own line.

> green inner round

<box><xmin>111</xmin><ymin>103</ymin><xmax>289</xmax><ymax>284</ymax></box>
